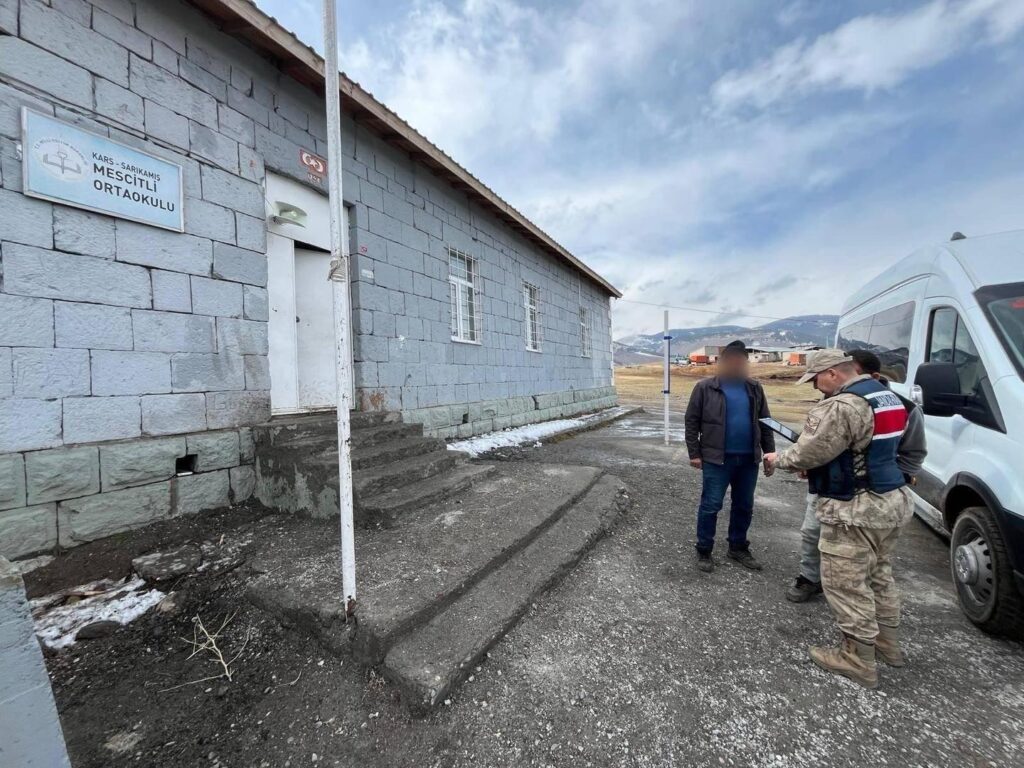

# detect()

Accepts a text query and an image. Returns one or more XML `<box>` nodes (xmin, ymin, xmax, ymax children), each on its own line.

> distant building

<box><xmin>689</xmin><ymin>345</ymin><xmax>720</xmax><ymax>364</ymax></box>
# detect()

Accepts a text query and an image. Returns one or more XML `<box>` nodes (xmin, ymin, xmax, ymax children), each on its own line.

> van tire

<box><xmin>950</xmin><ymin>506</ymin><xmax>1024</xmax><ymax>639</ymax></box>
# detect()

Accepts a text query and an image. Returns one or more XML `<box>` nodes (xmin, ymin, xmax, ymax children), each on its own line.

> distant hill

<box><xmin>615</xmin><ymin>314</ymin><xmax>838</xmax><ymax>362</ymax></box>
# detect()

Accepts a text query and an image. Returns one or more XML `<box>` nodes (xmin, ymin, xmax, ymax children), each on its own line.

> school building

<box><xmin>0</xmin><ymin>0</ymin><xmax>620</xmax><ymax>559</ymax></box>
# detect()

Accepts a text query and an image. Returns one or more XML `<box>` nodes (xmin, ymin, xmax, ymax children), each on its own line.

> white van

<box><xmin>837</xmin><ymin>230</ymin><xmax>1024</xmax><ymax>638</ymax></box>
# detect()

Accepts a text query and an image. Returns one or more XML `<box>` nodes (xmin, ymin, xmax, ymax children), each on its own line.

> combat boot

<box><xmin>809</xmin><ymin>635</ymin><xmax>878</xmax><ymax>689</ymax></box>
<box><xmin>875</xmin><ymin>625</ymin><xmax>905</xmax><ymax>667</ymax></box>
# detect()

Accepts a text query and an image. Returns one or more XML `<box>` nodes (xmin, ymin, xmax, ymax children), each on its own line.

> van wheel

<box><xmin>950</xmin><ymin>506</ymin><xmax>1024</xmax><ymax>639</ymax></box>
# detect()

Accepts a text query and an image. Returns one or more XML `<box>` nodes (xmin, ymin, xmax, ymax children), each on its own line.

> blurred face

<box><xmin>718</xmin><ymin>352</ymin><xmax>749</xmax><ymax>379</ymax></box>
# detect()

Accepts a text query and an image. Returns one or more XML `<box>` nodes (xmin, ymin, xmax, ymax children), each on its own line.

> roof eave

<box><xmin>184</xmin><ymin>0</ymin><xmax>623</xmax><ymax>298</ymax></box>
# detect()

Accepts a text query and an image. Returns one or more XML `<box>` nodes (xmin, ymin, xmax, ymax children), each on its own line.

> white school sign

<box><xmin>21</xmin><ymin>109</ymin><xmax>184</xmax><ymax>232</ymax></box>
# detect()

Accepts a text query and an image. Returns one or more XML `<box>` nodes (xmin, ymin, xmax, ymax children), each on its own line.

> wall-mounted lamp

<box><xmin>270</xmin><ymin>201</ymin><xmax>308</xmax><ymax>228</ymax></box>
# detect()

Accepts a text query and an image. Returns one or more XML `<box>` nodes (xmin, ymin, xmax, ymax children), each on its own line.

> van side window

<box><xmin>927</xmin><ymin>308</ymin><xmax>989</xmax><ymax>399</ymax></box>
<box><xmin>837</xmin><ymin>300</ymin><xmax>915</xmax><ymax>382</ymax></box>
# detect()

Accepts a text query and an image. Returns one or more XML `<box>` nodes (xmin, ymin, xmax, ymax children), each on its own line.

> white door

<box><xmin>294</xmin><ymin>247</ymin><xmax>337</xmax><ymax>410</ymax></box>
<box><xmin>267</xmin><ymin>233</ymin><xmax>299</xmax><ymax>412</ymax></box>
<box><xmin>918</xmin><ymin>301</ymin><xmax>981</xmax><ymax>506</ymax></box>
<box><xmin>265</xmin><ymin>174</ymin><xmax>351</xmax><ymax>415</ymax></box>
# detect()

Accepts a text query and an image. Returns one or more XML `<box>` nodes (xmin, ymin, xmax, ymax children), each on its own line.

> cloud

<box><xmin>257</xmin><ymin>0</ymin><xmax>1024</xmax><ymax>342</ymax></box>
<box><xmin>342</xmin><ymin>0</ymin><xmax>697</xmax><ymax>165</ymax></box>
<box><xmin>753</xmin><ymin>274</ymin><xmax>797</xmax><ymax>300</ymax></box>
<box><xmin>711</xmin><ymin>0</ymin><xmax>1024</xmax><ymax>113</ymax></box>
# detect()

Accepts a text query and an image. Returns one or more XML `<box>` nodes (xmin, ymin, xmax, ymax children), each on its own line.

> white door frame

<box><xmin>265</xmin><ymin>173</ymin><xmax>352</xmax><ymax>415</ymax></box>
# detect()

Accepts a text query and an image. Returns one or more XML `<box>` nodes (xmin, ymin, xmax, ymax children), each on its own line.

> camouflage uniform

<box><xmin>776</xmin><ymin>374</ymin><xmax>914</xmax><ymax>643</ymax></box>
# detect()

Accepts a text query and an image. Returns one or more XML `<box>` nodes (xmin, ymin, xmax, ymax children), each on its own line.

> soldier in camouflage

<box><xmin>764</xmin><ymin>349</ymin><xmax>915</xmax><ymax>689</ymax></box>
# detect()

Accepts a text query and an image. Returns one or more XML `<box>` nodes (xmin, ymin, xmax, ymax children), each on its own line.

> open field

<box><xmin>615</xmin><ymin>361</ymin><xmax>818</xmax><ymax>425</ymax></box>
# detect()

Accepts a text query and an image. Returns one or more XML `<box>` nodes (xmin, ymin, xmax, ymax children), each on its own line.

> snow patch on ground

<box><xmin>32</xmin><ymin>576</ymin><xmax>165</xmax><ymax>650</ymax></box>
<box><xmin>608</xmin><ymin>417</ymin><xmax>686</xmax><ymax>442</ymax></box>
<box><xmin>447</xmin><ymin>406</ymin><xmax>633</xmax><ymax>457</ymax></box>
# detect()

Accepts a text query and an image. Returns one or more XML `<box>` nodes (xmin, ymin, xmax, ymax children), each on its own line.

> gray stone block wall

<box><xmin>405</xmin><ymin>385</ymin><xmax>618</xmax><ymax>438</ymax></box>
<box><xmin>340</xmin><ymin>126</ymin><xmax>614</xmax><ymax>416</ymax></box>
<box><xmin>0</xmin><ymin>0</ymin><xmax>290</xmax><ymax>461</ymax></box>
<box><xmin>0</xmin><ymin>0</ymin><xmax>615</xmax><ymax>554</ymax></box>
<box><xmin>0</xmin><ymin>425</ymin><xmax>255</xmax><ymax>559</ymax></box>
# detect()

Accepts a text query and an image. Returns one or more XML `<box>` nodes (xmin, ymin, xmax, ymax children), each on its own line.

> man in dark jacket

<box><xmin>684</xmin><ymin>340</ymin><xmax>776</xmax><ymax>572</ymax></box>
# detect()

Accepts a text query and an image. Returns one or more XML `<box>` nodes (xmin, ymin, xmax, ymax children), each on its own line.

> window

<box><xmin>837</xmin><ymin>300</ymin><xmax>915</xmax><ymax>382</ymax></box>
<box><xmin>523</xmin><ymin>282</ymin><xmax>541</xmax><ymax>351</ymax></box>
<box><xmin>579</xmin><ymin>305</ymin><xmax>592</xmax><ymax>358</ymax></box>
<box><xmin>928</xmin><ymin>308</ymin><xmax>990</xmax><ymax>398</ymax></box>
<box><xmin>978</xmin><ymin>282</ymin><xmax>1024</xmax><ymax>380</ymax></box>
<box><xmin>448</xmin><ymin>248</ymin><xmax>481</xmax><ymax>343</ymax></box>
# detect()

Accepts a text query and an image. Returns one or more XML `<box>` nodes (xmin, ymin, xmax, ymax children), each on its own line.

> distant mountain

<box><xmin>615</xmin><ymin>314</ymin><xmax>838</xmax><ymax>359</ymax></box>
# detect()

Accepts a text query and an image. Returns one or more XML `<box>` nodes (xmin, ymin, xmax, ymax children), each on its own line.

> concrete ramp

<box><xmin>245</xmin><ymin>463</ymin><xmax>629</xmax><ymax>714</ymax></box>
<box><xmin>382</xmin><ymin>474</ymin><xmax>628</xmax><ymax>715</ymax></box>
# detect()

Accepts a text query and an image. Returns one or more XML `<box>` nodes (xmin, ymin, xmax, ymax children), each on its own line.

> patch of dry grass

<box><xmin>614</xmin><ymin>362</ymin><xmax>817</xmax><ymax>425</ymax></box>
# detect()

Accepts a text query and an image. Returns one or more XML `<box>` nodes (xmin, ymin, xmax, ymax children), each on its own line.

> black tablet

<box><xmin>759</xmin><ymin>417</ymin><xmax>801</xmax><ymax>443</ymax></box>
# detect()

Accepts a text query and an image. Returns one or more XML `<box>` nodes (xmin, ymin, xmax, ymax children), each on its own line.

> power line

<box><xmin>614</xmin><ymin>297</ymin><xmax>791</xmax><ymax>323</ymax></box>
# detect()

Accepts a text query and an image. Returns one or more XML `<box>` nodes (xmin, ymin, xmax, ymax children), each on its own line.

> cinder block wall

<box><xmin>0</xmin><ymin>0</ymin><xmax>331</xmax><ymax>558</ymax></box>
<box><xmin>343</xmin><ymin>122</ymin><xmax>615</xmax><ymax>437</ymax></box>
<box><xmin>0</xmin><ymin>0</ymin><xmax>615</xmax><ymax>557</ymax></box>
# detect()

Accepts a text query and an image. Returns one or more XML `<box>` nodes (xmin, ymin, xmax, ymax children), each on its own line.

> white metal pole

<box><xmin>323</xmin><ymin>0</ymin><xmax>356</xmax><ymax>615</ymax></box>
<box><xmin>663</xmin><ymin>310</ymin><xmax>670</xmax><ymax>445</ymax></box>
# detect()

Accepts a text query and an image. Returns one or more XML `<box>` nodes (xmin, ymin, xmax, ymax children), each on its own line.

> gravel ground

<box><xmin>49</xmin><ymin>409</ymin><xmax>1024</xmax><ymax>767</ymax></box>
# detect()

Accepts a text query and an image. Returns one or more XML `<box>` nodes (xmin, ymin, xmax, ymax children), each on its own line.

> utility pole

<box><xmin>662</xmin><ymin>310</ymin><xmax>671</xmax><ymax>445</ymax></box>
<box><xmin>323</xmin><ymin>0</ymin><xmax>356</xmax><ymax>615</ymax></box>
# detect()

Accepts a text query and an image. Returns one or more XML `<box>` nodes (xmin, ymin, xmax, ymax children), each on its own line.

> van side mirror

<box><xmin>914</xmin><ymin>362</ymin><xmax>962</xmax><ymax>417</ymax></box>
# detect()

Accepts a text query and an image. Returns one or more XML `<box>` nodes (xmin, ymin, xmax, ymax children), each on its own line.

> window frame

<box><xmin>836</xmin><ymin>300</ymin><xmax>915</xmax><ymax>382</ymax></box>
<box><xmin>925</xmin><ymin>305</ymin><xmax>991</xmax><ymax>398</ymax></box>
<box><xmin>448</xmin><ymin>247</ymin><xmax>482</xmax><ymax>345</ymax></box>
<box><xmin>523</xmin><ymin>282</ymin><xmax>541</xmax><ymax>352</ymax></box>
<box><xmin>976</xmin><ymin>282</ymin><xmax>1024</xmax><ymax>381</ymax></box>
<box><xmin>579</xmin><ymin>305</ymin><xmax>592</xmax><ymax>358</ymax></box>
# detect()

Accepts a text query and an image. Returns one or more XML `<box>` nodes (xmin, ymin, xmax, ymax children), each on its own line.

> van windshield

<box><xmin>978</xmin><ymin>282</ymin><xmax>1024</xmax><ymax>380</ymax></box>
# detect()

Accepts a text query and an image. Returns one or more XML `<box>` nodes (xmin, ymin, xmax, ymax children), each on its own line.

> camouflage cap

<box><xmin>796</xmin><ymin>348</ymin><xmax>854</xmax><ymax>385</ymax></box>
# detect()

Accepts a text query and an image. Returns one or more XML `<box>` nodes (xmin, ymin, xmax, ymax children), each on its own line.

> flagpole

<box><xmin>663</xmin><ymin>310</ymin><xmax>670</xmax><ymax>445</ymax></box>
<box><xmin>323</xmin><ymin>0</ymin><xmax>356</xmax><ymax>615</ymax></box>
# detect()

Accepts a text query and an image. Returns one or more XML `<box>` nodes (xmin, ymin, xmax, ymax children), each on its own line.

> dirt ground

<box><xmin>615</xmin><ymin>361</ymin><xmax>818</xmax><ymax>424</ymax></box>
<box><xmin>40</xmin><ymin>410</ymin><xmax>1024</xmax><ymax>768</ymax></box>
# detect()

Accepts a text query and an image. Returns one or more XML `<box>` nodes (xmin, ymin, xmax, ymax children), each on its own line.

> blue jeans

<box><xmin>695</xmin><ymin>454</ymin><xmax>758</xmax><ymax>555</ymax></box>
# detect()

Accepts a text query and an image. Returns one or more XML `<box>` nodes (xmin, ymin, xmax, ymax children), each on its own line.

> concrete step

<box><xmin>244</xmin><ymin>464</ymin><xmax>619</xmax><ymax>691</ymax></box>
<box><xmin>350</xmin><ymin>436</ymin><xmax>448</xmax><ymax>471</ymax></box>
<box><xmin>253</xmin><ymin>411</ymin><xmax>406</xmax><ymax>450</ymax></box>
<box><xmin>352</xmin><ymin>410</ymin><xmax>402</xmax><ymax>430</ymax></box>
<box><xmin>351</xmin><ymin>464</ymin><xmax>605</xmax><ymax>661</ymax></box>
<box><xmin>355</xmin><ymin>464</ymin><xmax>497</xmax><ymax>529</ymax></box>
<box><xmin>382</xmin><ymin>474</ymin><xmax>629</xmax><ymax>715</ymax></box>
<box><xmin>349</xmin><ymin>451</ymin><xmax>457</xmax><ymax>499</ymax></box>
<box><xmin>259</xmin><ymin>422</ymin><xmax>425</xmax><ymax>459</ymax></box>
<box><xmin>351</xmin><ymin>422</ymin><xmax>424</xmax><ymax>448</ymax></box>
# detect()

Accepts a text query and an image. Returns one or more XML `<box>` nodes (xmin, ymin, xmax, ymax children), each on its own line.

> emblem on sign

<box><xmin>299</xmin><ymin>148</ymin><xmax>327</xmax><ymax>184</ymax></box>
<box><xmin>34</xmin><ymin>138</ymin><xmax>87</xmax><ymax>181</ymax></box>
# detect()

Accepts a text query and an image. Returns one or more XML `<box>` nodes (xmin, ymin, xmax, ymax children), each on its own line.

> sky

<box><xmin>256</xmin><ymin>0</ymin><xmax>1024</xmax><ymax>339</ymax></box>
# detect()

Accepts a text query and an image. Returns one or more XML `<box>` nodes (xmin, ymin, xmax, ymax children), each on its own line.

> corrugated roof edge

<box><xmin>185</xmin><ymin>0</ymin><xmax>622</xmax><ymax>298</ymax></box>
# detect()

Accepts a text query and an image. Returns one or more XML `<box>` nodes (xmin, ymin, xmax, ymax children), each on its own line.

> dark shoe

<box><xmin>728</xmin><ymin>549</ymin><xmax>763</xmax><ymax>570</ymax></box>
<box><xmin>786</xmin><ymin>575</ymin><xmax>823</xmax><ymax>603</ymax></box>
<box><xmin>696</xmin><ymin>552</ymin><xmax>715</xmax><ymax>573</ymax></box>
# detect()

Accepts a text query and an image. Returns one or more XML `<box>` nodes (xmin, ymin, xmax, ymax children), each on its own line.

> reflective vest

<box><xmin>808</xmin><ymin>378</ymin><xmax>908</xmax><ymax>501</ymax></box>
